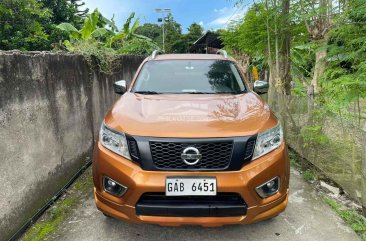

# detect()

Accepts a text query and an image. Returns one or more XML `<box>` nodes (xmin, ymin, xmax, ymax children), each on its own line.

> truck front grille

<box><xmin>150</xmin><ymin>141</ymin><xmax>233</xmax><ymax>170</ymax></box>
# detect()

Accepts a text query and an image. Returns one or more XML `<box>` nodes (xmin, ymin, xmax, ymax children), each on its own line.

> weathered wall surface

<box><xmin>0</xmin><ymin>51</ymin><xmax>144</xmax><ymax>241</ymax></box>
<box><xmin>266</xmin><ymin>89</ymin><xmax>366</xmax><ymax>211</ymax></box>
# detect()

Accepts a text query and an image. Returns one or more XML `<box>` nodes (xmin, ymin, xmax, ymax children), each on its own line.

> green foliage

<box><xmin>117</xmin><ymin>38</ymin><xmax>158</xmax><ymax>55</ymax></box>
<box><xmin>135</xmin><ymin>18</ymin><xmax>204</xmax><ymax>53</ymax></box>
<box><xmin>57</xmin><ymin>9</ymin><xmax>112</xmax><ymax>42</ymax></box>
<box><xmin>0</xmin><ymin>0</ymin><xmax>51</xmax><ymax>50</ymax></box>
<box><xmin>301</xmin><ymin>124</ymin><xmax>330</xmax><ymax>147</ymax></box>
<box><xmin>323</xmin><ymin>196</ymin><xmax>366</xmax><ymax>240</ymax></box>
<box><xmin>22</xmin><ymin>197</ymin><xmax>75</xmax><ymax>241</ymax></box>
<box><xmin>291</xmin><ymin>42</ymin><xmax>315</xmax><ymax>81</ymax></box>
<box><xmin>135</xmin><ymin>23</ymin><xmax>163</xmax><ymax>45</ymax></box>
<box><xmin>0</xmin><ymin>0</ymin><xmax>88</xmax><ymax>51</ymax></box>
<box><xmin>22</xmin><ymin>169</ymin><xmax>93</xmax><ymax>241</ymax></box>
<box><xmin>303</xmin><ymin>169</ymin><xmax>316</xmax><ymax>182</ymax></box>
<box><xmin>56</xmin><ymin>9</ymin><xmax>158</xmax><ymax>72</ymax></box>
<box><xmin>185</xmin><ymin>23</ymin><xmax>204</xmax><ymax>44</ymax></box>
<box><xmin>322</xmin><ymin>0</ymin><xmax>366</xmax><ymax>116</ymax></box>
<box><xmin>221</xmin><ymin>4</ymin><xmax>268</xmax><ymax>56</ymax></box>
<box><xmin>164</xmin><ymin>13</ymin><xmax>184</xmax><ymax>53</ymax></box>
<box><xmin>41</xmin><ymin>0</ymin><xmax>87</xmax><ymax>28</ymax></box>
<box><xmin>108</xmin><ymin>12</ymin><xmax>157</xmax><ymax>50</ymax></box>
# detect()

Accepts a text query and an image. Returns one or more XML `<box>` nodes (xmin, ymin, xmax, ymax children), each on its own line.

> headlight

<box><xmin>252</xmin><ymin>122</ymin><xmax>283</xmax><ymax>160</ymax></box>
<box><xmin>99</xmin><ymin>123</ymin><xmax>131</xmax><ymax>160</ymax></box>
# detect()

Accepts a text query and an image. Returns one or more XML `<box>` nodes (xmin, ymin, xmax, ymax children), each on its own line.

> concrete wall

<box><xmin>0</xmin><ymin>51</ymin><xmax>144</xmax><ymax>241</ymax></box>
<box><xmin>266</xmin><ymin>89</ymin><xmax>366</xmax><ymax>210</ymax></box>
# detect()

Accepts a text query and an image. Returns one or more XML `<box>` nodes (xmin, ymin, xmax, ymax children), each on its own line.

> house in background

<box><xmin>189</xmin><ymin>31</ymin><xmax>224</xmax><ymax>54</ymax></box>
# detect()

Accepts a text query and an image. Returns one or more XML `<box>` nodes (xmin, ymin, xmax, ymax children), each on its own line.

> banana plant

<box><xmin>57</xmin><ymin>9</ymin><xmax>112</xmax><ymax>47</ymax></box>
<box><xmin>107</xmin><ymin>12</ymin><xmax>155</xmax><ymax>47</ymax></box>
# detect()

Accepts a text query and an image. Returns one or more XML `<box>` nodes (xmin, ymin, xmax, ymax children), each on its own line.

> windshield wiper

<box><xmin>182</xmin><ymin>91</ymin><xmax>240</xmax><ymax>94</ymax></box>
<box><xmin>134</xmin><ymin>91</ymin><xmax>161</xmax><ymax>95</ymax></box>
<box><xmin>182</xmin><ymin>91</ymin><xmax>215</xmax><ymax>94</ymax></box>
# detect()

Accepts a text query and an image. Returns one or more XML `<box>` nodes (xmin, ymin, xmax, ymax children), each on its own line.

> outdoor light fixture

<box><xmin>155</xmin><ymin>7</ymin><xmax>171</xmax><ymax>52</ymax></box>
<box><xmin>103</xmin><ymin>176</ymin><xmax>127</xmax><ymax>197</ymax></box>
<box><xmin>255</xmin><ymin>176</ymin><xmax>280</xmax><ymax>198</ymax></box>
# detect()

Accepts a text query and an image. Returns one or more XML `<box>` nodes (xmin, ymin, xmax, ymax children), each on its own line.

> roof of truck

<box><xmin>149</xmin><ymin>53</ymin><xmax>235</xmax><ymax>61</ymax></box>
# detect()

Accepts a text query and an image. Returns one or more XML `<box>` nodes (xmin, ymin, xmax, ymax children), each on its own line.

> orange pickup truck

<box><xmin>92</xmin><ymin>50</ymin><xmax>289</xmax><ymax>227</ymax></box>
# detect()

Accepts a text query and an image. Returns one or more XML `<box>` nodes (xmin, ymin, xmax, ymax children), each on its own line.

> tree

<box><xmin>135</xmin><ymin>23</ymin><xmax>162</xmax><ymax>47</ymax></box>
<box><xmin>0</xmin><ymin>0</ymin><xmax>89</xmax><ymax>51</ymax></box>
<box><xmin>0</xmin><ymin>0</ymin><xmax>51</xmax><ymax>51</ymax></box>
<box><xmin>221</xmin><ymin>3</ymin><xmax>277</xmax><ymax>85</ymax></box>
<box><xmin>41</xmin><ymin>0</ymin><xmax>88</xmax><ymax>28</ymax></box>
<box><xmin>135</xmin><ymin>18</ymin><xmax>204</xmax><ymax>53</ymax></box>
<box><xmin>163</xmin><ymin>13</ymin><xmax>183</xmax><ymax>53</ymax></box>
<box><xmin>299</xmin><ymin>0</ymin><xmax>334</xmax><ymax>93</ymax></box>
<box><xmin>323</xmin><ymin>0</ymin><xmax>366</xmax><ymax>119</ymax></box>
<box><xmin>279</xmin><ymin>0</ymin><xmax>292</xmax><ymax>94</ymax></box>
<box><xmin>186</xmin><ymin>23</ymin><xmax>204</xmax><ymax>44</ymax></box>
<box><xmin>222</xmin><ymin>0</ymin><xmax>297</xmax><ymax>94</ymax></box>
<box><xmin>111</xmin><ymin>12</ymin><xmax>159</xmax><ymax>54</ymax></box>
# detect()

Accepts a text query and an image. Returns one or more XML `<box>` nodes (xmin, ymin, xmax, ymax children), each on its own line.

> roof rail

<box><xmin>151</xmin><ymin>50</ymin><xmax>163</xmax><ymax>59</ymax></box>
<box><xmin>216</xmin><ymin>49</ymin><xmax>228</xmax><ymax>59</ymax></box>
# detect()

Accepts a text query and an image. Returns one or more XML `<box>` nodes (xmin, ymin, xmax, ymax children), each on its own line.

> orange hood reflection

<box><xmin>105</xmin><ymin>92</ymin><xmax>277</xmax><ymax>138</ymax></box>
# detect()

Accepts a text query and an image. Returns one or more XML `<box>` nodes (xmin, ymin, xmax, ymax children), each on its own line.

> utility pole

<box><xmin>155</xmin><ymin>8</ymin><xmax>171</xmax><ymax>52</ymax></box>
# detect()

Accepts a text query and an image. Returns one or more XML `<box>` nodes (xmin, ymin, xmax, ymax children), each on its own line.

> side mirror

<box><xmin>114</xmin><ymin>80</ymin><xmax>127</xmax><ymax>94</ymax></box>
<box><xmin>253</xmin><ymin>80</ymin><xmax>269</xmax><ymax>95</ymax></box>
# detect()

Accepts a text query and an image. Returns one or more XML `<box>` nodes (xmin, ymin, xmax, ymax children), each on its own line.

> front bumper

<box><xmin>92</xmin><ymin>142</ymin><xmax>289</xmax><ymax>227</ymax></box>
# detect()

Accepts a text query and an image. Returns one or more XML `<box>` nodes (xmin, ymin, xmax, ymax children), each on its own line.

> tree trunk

<box><xmin>273</xmin><ymin>0</ymin><xmax>280</xmax><ymax>76</ymax></box>
<box><xmin>268</xmin><ymin>61</ymin><xmax>277</xmax><ymax>86</ymax></box>
<box><xmin>311</xmin><ymin>46</ymin><xmax>327</xmax><ymax>94</ymax></box>
<box><xmin>265</xmin><ymin>0</ymin><xmax>275</xmax><ymax>88</ymax></box>
<box><xmin>279</xmin><ymin>0</ymin><xmax>292</xmax><ymax>95</ymax></box>
<box><xmin>234</xmin><ymin>50</ymin><xmax>250</xmax><ymax>83</ymax></box>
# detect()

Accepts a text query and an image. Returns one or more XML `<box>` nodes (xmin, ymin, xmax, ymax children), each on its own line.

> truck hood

<box><xmin>104</xmin><ymin>92</ymin><xmax>277</xmax><ymax>138</ymax></box>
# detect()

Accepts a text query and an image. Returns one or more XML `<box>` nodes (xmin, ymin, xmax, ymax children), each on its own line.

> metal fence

<box><xmin>265</xmin><ymin>89</ymin><xmax>366</xmax><ymax>210</ymax></box>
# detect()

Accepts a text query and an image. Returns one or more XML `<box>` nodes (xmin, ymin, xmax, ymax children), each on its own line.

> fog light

<box><xmin>255</xmin><ymin>176</ymin><xmax>280</xmax><ymax>198</ymax></box>
<box><xmin>103</xmin><ymin>176</ymin><xmax>127</xmax><ymax>197</ymax></box>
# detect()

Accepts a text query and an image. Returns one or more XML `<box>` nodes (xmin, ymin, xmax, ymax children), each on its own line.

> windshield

<box><xmin>132</xmin><ymin>60</ymin><xmax>246</xmax><ymax>94</ymax></box>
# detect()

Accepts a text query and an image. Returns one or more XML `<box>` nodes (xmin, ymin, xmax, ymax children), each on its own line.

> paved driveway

<box><xmin>39</xmin><ymin>169</ymin><xmax>360</xmax><ymax>241</ymax></box>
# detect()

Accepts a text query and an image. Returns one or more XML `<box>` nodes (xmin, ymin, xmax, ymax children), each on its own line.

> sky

<box><xmin>82</xmin><ymin>0</ymin><xmax>251</xmax><ymax>33</ymax></box>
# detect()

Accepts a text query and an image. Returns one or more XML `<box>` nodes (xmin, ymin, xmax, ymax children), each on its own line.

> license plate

<box><xmin>165</xmin><ymin>177</ymin><xmax>217</xmax><ymax>196</ymax></box>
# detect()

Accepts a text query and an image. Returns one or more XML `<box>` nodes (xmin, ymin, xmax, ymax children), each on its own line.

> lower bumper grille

<box><xmin>136</xmin><ymin>193</ymin><xmax>247</xmax><ymax>217</ymax></box>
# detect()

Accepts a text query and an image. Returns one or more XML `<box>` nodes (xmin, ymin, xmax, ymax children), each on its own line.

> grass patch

<box><xmin>323</xmin><ymin>196</ymin><xmax>366</xmax><ymax>241</ymax></box>
<box><xmin>21</xmin><ymin>196</ymin><xmax>76</xmax><ymax>241</ymax></box>
<box><xmin>74</xmin><ymin>172</ymin><xmax>93</xmax><ymax>191</ymax></box>
<box><xmin>303</xmin><ymin>169</ymin><xmax>316</xmax><ymax>182</ymax></box>
<box><xmin>289</xmin><ymin>150</ymin><xmax>302</xmax><ymax>169</ymax></box>
<box><xmin>21</xmin><ymin>168</ymin><xmax>93</xmax><ymax>241</ymax></box>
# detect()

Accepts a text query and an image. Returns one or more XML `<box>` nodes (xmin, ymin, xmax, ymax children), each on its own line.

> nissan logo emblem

<box><xmin>181</xmin><ymin>147</ymin><xmax>202</xmax><ymax>165</ymax></box>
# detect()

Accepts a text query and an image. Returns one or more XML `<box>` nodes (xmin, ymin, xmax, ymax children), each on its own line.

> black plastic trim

<box><xmin>130</xmin><ymin>135</ymin><xmax>256</xmax><ymax>172</ymax></box>
<box><xmin>136</xmin><ymin>193</ymin><xmax>247</xmax><ymax>217</ymax></box>
<box><xmin>136</xmin><ymin>203</ymin><xmax>247</xmax><ymax>217</ymax></box>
